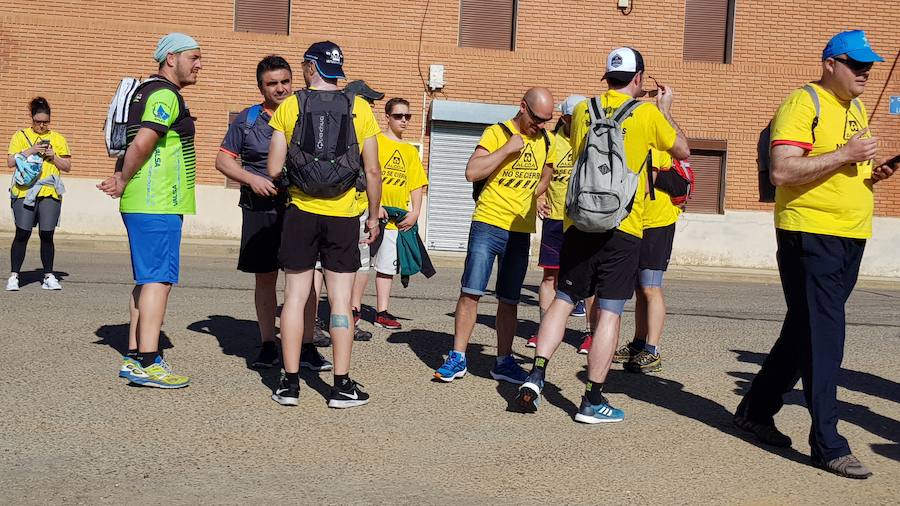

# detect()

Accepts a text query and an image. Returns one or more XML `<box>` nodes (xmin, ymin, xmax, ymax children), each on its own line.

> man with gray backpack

<box><xmin>516</xmin><ymin>47</ymin><xmax>689</xmax><ymax>422</ymax></box>
<box><xmin>266</xmin><ymin>42</ymin><xmax>382</xmax><ymax>409</ymax></box>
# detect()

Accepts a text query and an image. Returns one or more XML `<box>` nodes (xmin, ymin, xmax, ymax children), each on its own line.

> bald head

<box><xmin>517</xmin><ymin>87</ymin><xmax>554</xmax><ymax>135</ymax></box>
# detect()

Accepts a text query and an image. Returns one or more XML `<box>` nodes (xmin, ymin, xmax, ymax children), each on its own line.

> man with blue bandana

<box><xmin>98</xmin><ymin>32</ymin><xmax>203</xmax><ymax>389</ymax></box>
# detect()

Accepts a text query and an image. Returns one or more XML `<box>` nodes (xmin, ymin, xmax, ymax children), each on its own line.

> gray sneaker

<box><xmin>813</xmin><ymin>454</ymin><xmax>872</xmax><ymax>479</ymax></box>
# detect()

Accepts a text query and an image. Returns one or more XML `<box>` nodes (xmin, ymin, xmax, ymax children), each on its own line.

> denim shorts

<box><xmin>122</xmin><ymin>213</ymin><xmax>183</xmax><ymax>285</ymax></box>
<box><xmin>460</xmin><ymin>220</ymin><xmax>530</xmax><ymax>305</ymax></box>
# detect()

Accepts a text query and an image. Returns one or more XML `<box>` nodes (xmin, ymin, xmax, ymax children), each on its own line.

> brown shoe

<box><xmin>813</xmin><ymin>454</ymin><xmax>873</xmax><ymax>479</ymax></box>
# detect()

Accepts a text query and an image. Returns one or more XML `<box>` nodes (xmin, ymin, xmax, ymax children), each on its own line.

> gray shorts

<box><xmin>11</xmin><ymin>197</ymin><xmax>61</xmax><ymax>231</ymax></box>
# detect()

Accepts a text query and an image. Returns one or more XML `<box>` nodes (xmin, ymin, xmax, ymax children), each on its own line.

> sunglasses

<box><xmin>32</xmin><ymin>119</ymin><xmax>50</xmax><ymax>125</ymax></box>
<box><xmin>642</xmin><ymin>76</ymin><xmax>660</xmax><ymax>98</ymax></box>
<box><xmin>832</xmin><ymin>57</ymin><xmax>873</xmax><ymax>73</ymax></box>
<box><xmin>389</xmin><ymin>113</ymin><xmax>412</xmax><ymax>121</ymax></box>
<box><xmin>524</xmin><ymin>100</ymin><xmax>552</xmax><ymax>124</ymax></box>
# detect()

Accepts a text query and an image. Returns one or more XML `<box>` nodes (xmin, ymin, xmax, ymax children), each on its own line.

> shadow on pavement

<box><xmin>187</xmin><ymin>315</ymin><xmax>280</xmax><ymax>390</ymax></box>
<box><xmin>94</xmin><ymin>323</ymin><xmax>172</xmax><ymax>356</ymax></box>
<box><xmin>17</xmin><ymin>269</ymin><xmax>69</xmax><ymax>289</ymax></box>
<box><xmin>731</xmin><ymin>349</ymin><xmax>900</xmax><ymax>462</ymax></box>
<box><xmin>386</xmin><ymin>329</ymin><xmax>496</xmax><ymax>380</ymax></box>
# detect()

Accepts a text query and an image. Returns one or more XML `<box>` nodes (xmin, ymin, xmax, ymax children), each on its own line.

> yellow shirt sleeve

<box><xmin>477</xmin><ymin>124</ymin><xmax>505</xmax><ymax>153</ymax></box>
<box><xmin>569</xmin><ymin>101</ymin><xmax>591</xmax><ymax>163</ymax></box>
<box><xmin>645</xmin><ymin>105</ymin><xmax>677</xmax><ymax>153</ymax></box>
<box><xmin>269</xmin><ymin>94</ymin><xmax>300</xmax><ymax>141</ymax></box>
<box><xmin>51</xmin><ymin>132</ymin><xmax>70</xmax><ymax>157</ymax></box>
<box><xmin>770</xmin><ymin>89</ymin><xmax>816</xmax><ymax>149</ymax></box>
<box><xmin>8</xmin><ymin>131</ymin><xmax>27</xmax><ymax>155</ymax></box>
<box><xmin>407</xmin><ymin>151</ymin><xmax>428</xmax><ymax>191</ymax></box>
<box><xmin>352</xmin><ymin>97</ymin><xmax>380</xmax><ymax>142</ymax></box>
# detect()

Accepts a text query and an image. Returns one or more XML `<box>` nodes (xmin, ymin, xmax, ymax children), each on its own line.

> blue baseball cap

<box><xmin>822</xmin><ymin>30</ymin><xmax>884</xmax><ymax>63</ymax></box>
<box><xmin>304</xmin><ymin>41</ymin><xmax>346</xmax><ymax>79</ymax></box>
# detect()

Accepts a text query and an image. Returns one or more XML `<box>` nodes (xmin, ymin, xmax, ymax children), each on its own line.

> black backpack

<box><xmin>285</xmin><ymin>89</ymin><xmax>364</xmax><ymax>198</ymax></box>
<box><xmin>472</xmin><ymin>123</ymin><xmax>551</xmax><ymax>201</ymax></box>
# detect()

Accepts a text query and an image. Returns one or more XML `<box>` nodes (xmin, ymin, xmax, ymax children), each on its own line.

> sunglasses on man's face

<box><xmin>523</xmin><ymin>101</ymin><xmax>552</xmax><ymax>124</ymax></box>
<box><xmin>832</xmin><ymin>57</ymin><xmax>873</xmax><ymax>74</ymax></box>
<box><xmin>389</xmin><ymin>113</ymin><xmax>412</xmax><ymax>121</ymax></box>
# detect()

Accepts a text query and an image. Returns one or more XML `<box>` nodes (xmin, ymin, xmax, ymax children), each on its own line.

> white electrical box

<box><xmin>618</xmin><ymin>0</ymin><xmax>630</xmax><ymax>8</ymax></box>
<box><xmin>429</xmin><ymin>64</ymin><xmax>445</xmax><ymax>90</ymax></box>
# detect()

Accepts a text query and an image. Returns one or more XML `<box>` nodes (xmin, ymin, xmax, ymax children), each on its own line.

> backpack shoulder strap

<box><xmin>588</xmin><ymin>96</ymin><xmax>604</xmax><ymax>122</ymax></box>
<box><xmin>496</xmin><ymin>122</ymin><xmax>514</xmax><ymax>138</ymax></box>
<box><xmin>244</xmin><ymin>104</ymin><xmax>263</xmax><ymax>130</ymax></box>
<box><xmin>851</xmin><ymin>98</ymin><xmax>863</xmax><ymax>114</ymax></box>
<box><xmin>801</xmin><ymin>84</ymin><xmax>821</xmax><ymax>143</ymax></box>
<box><xmin>20</xmin><ymin>130</ymin><xmax>34</xmax><ymax>147</ymax></box>
<box><xmin>541</xmin><ymin>129</ymin><xmax>551</xmax><ymax>154</ymax></box>
<box><xmin>612</xmin><ymin>99</ymin><xmax>643</xmax><ymax>123</ymax></box>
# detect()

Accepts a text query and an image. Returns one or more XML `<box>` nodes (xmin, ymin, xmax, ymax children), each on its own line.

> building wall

<box><xmin>1</xmin><ymin>1</ymin><xmax>899</xmax><ymax>249</ymax></box>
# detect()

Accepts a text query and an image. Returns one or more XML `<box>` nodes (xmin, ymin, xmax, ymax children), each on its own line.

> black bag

<box><xmin>285</xmin><ymin>89</ymin><xmax>363</xmax><ymax>198</ymax></box>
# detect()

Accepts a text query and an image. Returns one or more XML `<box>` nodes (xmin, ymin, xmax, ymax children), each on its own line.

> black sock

<box><xmin>631</xmin><ymin>339</ymin><xmax>646</xmax><ymax>350</ymax></box>
<box><xmin>126</xmin><ymin>349</ymin><xmax>138</xmax><ymax>358</ymax></box>
<box><xmin>285</xmin><ymin>371</ymin><xmax>300</xmax><ymax>386</ymax></box>
<box><xmin>138</xmin><ymin>352</ymin><xmax>159</xmax><ymax>368</ymax></box>
<box><xmin>532</xmin><ymin>356</ymin><xmax>549</xmax><ymax>378</ymax></box>
<box><xmin>585</xmin><ymin>381</ymin><xmax>605</xmax><ymax>405</ymax></box>
<box><xmin>300</xmin><ymin>342</ymin><xmax>313</xmax><ymax>354</ymax></box>
<box><xmin>262</xmin><ymin>341</ymin><xmax>277</xmax><ymax>351</ymax></box>
<box><xmin>334</xmin><ymin>373</ymin><xmax>349</xmax><ymax>388</ymax></box>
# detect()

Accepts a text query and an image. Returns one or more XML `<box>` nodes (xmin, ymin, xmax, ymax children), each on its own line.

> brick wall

<box><xmin>2</xmin><ymin>1</ymin><xmax>899</xmax><ymax>215</ymax></box>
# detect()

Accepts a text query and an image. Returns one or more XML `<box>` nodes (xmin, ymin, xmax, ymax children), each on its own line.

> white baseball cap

<box><xmin>558</xmin><ymin>95</ymin><xmax>587</xmax><ymax>116</ymax></box>
<box><xmin>603</xmin><ymin>47</ymin><xmax>645</xmax><ymax>81</ymax></box>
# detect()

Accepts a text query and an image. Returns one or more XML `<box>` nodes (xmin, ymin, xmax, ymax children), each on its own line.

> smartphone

<box><xmin>38</xmin><ymin>139</ymin><xmax>50</xmax><ymax>146</ymax></box>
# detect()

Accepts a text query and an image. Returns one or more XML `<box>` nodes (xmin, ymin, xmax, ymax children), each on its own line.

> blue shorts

<box><xmin>461</xmin><ymin>221</ymin><xmax>530</xmax><ymax>305</ymax></box>
<box><xmin>538</xmin><ymin>219</ymin><xmax>563</xmax><ymax>269</ymax></box>
<box><xmin>122</xmin><ymin>213</ymin><xmax>183</xmax><ymax>285</ymax></box>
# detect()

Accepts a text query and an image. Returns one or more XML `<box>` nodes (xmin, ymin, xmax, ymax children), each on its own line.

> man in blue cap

<box><xmin>734</xmin><ymin>30</ymin><xmax>897</xmax><ymax>479</ymax></box>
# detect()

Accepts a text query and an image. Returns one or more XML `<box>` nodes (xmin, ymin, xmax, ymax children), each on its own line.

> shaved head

<box><xmin>517</xmin><ymin>87</ymin><xmax>554</xmax><ymax>135</ymax></box>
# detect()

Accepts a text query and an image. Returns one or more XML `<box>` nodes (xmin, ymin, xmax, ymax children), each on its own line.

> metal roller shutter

<box><xmin>684</xmin><ymin>150</ymin><xmax>725</xmax><ymax>214</ymax></box>
<box><xmin>425</xmin><ymin>122</ymin><xmax>484</xmax><ymax>251</ymax></box>
<box><xmin>235</xmin><ymin>0</ymin><xmax>291</xmax><ymax>35</ymax></box>
<box><xmin>458</xmin><ymin>0</ymin><xmax>517</xmax><ymax>51</ymax></box>
<box><xmin>683</xmin><ymin>0</ymin><xmax>734</xmax><ymax>63</ymax></box>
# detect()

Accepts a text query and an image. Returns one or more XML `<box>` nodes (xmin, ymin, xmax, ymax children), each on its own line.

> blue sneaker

<box><xmin>516</xmin><ymin>370</ymin><xmax>545</xmax><ymax>412</ymax></box>
<box><xmin>571</xmin><ymin>300</ymin><xmax>587</xmax><ymax>317</ymax></box>
<box><xmin>434</xmin><ymin>351</ymin><xmax>467</xmax><ymax>382</ymax></box>
<box><xmin>490</xmin><ymin>355</ymin><xmax>528</xmax><ymax>384</ymax></box>
<box><xmin>574</xmin><ymin>395</ymin><xmax>624</xmax><ymax>423</ymax></box>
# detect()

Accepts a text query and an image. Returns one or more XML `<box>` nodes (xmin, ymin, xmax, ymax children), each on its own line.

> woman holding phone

<box><xmin>5</xmin><ymin>96</ymin><xmax>71</xmax><ymax>291</ymax></box>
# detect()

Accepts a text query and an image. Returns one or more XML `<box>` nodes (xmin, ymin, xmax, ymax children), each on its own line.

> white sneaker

<box><xmin>41</xmin><ymin>274</ymin><xmax>61</xmax><ymax>290</ymax></box>
<box><xmin>6</xmin><ymin>275</ymin><xmax>19</xmax><ymax>291</ymax></box>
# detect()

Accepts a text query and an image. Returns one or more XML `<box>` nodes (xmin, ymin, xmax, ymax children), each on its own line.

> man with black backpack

<box><xmin>214</xmin><ymin>55</ymin><xmax>332</xmax><ymax>373</ymax></box>
<box><xmin>516</xmin><ymin>48</ymin><xmax>689</xmax><ymax>421</ymax></box>
<box><xmin>734</xmin><ymin>30</ymin><xmax>897</xmax><ymax>479</ymax></box>
<box><xmin>266</xmin><ymin>42</ymin><xmax>382</xmax><ymax>408</ymax></box>
<box><xmin>434</xmin><ymin>87</ymin><xmax>555</xmax><ymax>384</ymax></box>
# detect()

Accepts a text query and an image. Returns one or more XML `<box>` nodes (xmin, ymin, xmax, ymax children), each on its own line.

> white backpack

<box><xmin>104</xmin><ymin>77</ymin><xmax>159</xmax><ymax>157</ymax></box>
<box><xmin>565</xmin><ymin>97</ymin><xmax>645</xmax><ymax>233</ymax></box>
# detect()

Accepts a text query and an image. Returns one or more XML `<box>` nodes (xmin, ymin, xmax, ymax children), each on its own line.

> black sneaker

<box><xmin>271</xmin><ymin>375</ymin><xmax>299</xmax><ymax>406</ymax></box>
<box><xmin>733</xmin><ymin>400</ymin><xmax>792</xmax><ymax>447</ymax></box>
<box><xmin>251</xmin><ymin>343</ymin><xmax>280</xmax><ymax>369</ymax></box>
<box><xmin>327</xmin><ymin>378</ymin><xmax>370</xmax><ymax>408</ymax></box>
<box><xmin>612</xmin><ymin>343</ymin><xmax>641</xmax><ymax>363</ymax></box>
<box><xmin>354</xmin><ymin>327</ymin><xmax>373</xmax><ymax>341</ymax></box>
<box><xmin>313</xmin><ymin>318</ymin><xmax>331</xmax><ymax>347</ymax></box>
<box><xmin>624</xmin><ymin>350</ymin><xmax>661</xmax><ymax>373</ymax></box>
<box><xmin>300</xmin><ymin>344</ymin><xmax>333</xmax><ymax>371</ymax></box>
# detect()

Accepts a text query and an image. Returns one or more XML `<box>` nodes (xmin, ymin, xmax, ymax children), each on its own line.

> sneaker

<box><xmin>128</xmin><ymin>356</ymin><xmax>190</xmax><ymax>389</ymax></box>
<box><xmin>354</xmin><ymin>327</ymin><xmax>373</xmax><ymax>341</ymax></box>
<box><xmin>41</xmin><ymin>273</ymin><xmax>61</xmax><ymax>290</ymax></box>
<box><xmin>612</xmin><ymin>343</ymin><xmax>641</xmax><ymax>363</ymax></box>
<box><xmin>327</xmin><ymin>378</ymin><xmax>369</xmax><ymax>408</ymax></box>
<box><xmin>433</xmin><ymin>351</ymin><xmax>467</xmax><ymax>382</ymax></box>
<box><xmin>571</xmin><ymin>300</ymin><xmax>587</xmax><ymax>317</ymax></box>
<box><xmin>313</xmin><ymin>318</ymin><xmax>331</xmax><ymax>347</ymax></box>
<box><xmin>624</xmin><ymin>350</ymin><xmax>661</xmax><ymax>373</ymax></box>
<box><xmin>516</xmin><ymin>371</ymin><xmax>545</xmax><ymax>412</ymax></box>
<box><xmin>374</xmin><ymin>311</ymin><xmax>401</xmax><ymax>330</ymax></box>
<box><xmin>525</xmin><ymin>335</ymin><xmax>538</xmax><ymax>348</ymax></box>
<box><xmin>6</xmin><ymin>274</ymin><xmax>19</xmax><ymax>291</ymax></box>
<box><xmin>732</xmin><ymin>404</ymin><xmax>792</xmax><ymax>447</ymax></box>
<box><xmin>300</xmin><ymin>344</ymin><xmax>333</xmax><ymax>371</ymax></box>
<box><xmin>251</xmin><ymin>343</ymin><xmax>280</xmax><ymax>369</ymax></box>
<box><xmin>577</xmin><ymin>334</ymin><xmax>592</xmax><ymax>355</ymax></box>
<box><xmin>118</xmin><ymin>356</ymin><xmax>140</xmax><ymax>378</ymax></box>
<box><xmin>574</xmin><ymin>395</ymin><xmax>624</xmax><ymax>424</ymax></box>
<box><xmin>271</xmin><ymin>374</ymin><xmax>300</xmax><ymax>406</ymax></box>
<box><xmin>490</xmin><ymin>355</ymin><xmax>529</xmax><ymax>384</ymax></box>
<box><xmin>812</xmin><ymin>453</ymin><xmax>872</xmax><ymax>479</ymax></box>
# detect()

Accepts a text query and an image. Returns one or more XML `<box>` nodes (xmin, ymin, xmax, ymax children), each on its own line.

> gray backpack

<box><xmin>565</xmin><ymin>97</ymin><xmax>645</xmax><ymax>233</ymax></box>
<box><xmin>285</xmin><ymin>89</ymin><xmax>364</xmax><ymax>198</ymax></box>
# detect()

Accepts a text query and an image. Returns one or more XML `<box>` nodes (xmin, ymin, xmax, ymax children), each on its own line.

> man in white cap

<box><xmin>517</xmin><ymin>47</ymin><xmax>689</xmax><ymax>422</ymax></box>
<box><xmin>98</xmin><ymin>33</ymin><xmax>203</xmax><ymax>389</ymax></box>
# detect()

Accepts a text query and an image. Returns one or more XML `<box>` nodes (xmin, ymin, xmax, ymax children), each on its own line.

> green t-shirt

<box><xmin>120</xmin><ymin>78</ymin><xmax>196</xmax><ymax>214</ymax></box>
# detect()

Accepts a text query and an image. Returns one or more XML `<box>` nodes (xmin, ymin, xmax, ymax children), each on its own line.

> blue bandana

<box><xmin>154</xmin><ymin>33</ymin><xmax>200</xmax><ymax>63</ymax></box>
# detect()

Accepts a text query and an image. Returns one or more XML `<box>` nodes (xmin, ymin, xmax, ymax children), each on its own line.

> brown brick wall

<box><xmin>1</xmin><ymin>1</ymin><xmax>899</xmax><ymax>215</ymax></box>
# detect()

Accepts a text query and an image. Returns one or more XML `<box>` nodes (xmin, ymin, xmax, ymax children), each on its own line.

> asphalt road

<box><xmin>1</xmin><ymin>246</ymin><xmax>898</xmax><ymax>504</ymax></box>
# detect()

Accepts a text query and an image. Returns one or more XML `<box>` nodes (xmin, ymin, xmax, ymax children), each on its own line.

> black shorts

<box><xmin>639</xmin><ymin>223</ymin><xmax>676</xmax><ymax>271</ymax></box>
<box><xmin>238</xmin><ymin>207</ymin><xmax>284</xmax><ymax>273</ymax></box>
<box><xmin>279</xmin><ymin>206</ymin><xmax>361</xmax><ymax>273</ymax></box>
<box><xmin>558</xmin><ymin>227</ymin><xmax>641</xmax><ymax>301</ymax></box>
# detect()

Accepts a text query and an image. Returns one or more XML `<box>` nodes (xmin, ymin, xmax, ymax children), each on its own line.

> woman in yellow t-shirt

<box><xmin>5</xmin><ymin>97</ymin><xmax>72</xmax><ymax>291</ymax></box>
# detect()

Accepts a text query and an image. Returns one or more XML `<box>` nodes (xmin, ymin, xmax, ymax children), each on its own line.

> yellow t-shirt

<box><xmin>569</xmin><ymin>90</ymin><xmax>678</xmax><ymax>238</ymax></box>
<box><xmin>375</xmin><ymin>133</ymin><xmax>428</xmax><ymax>230</ymax></box>
<box><xmin>547</xmin><ymin>129</ymin><xmax>575</xmax><ymax>221</ymax></box>
<box><xmin>471</xmin><ymin>120</ymin><xmax>552</xmax><ymax>233</ymax></box>
<box><xmin>269</xmin><ymin>91</ymin><xmax>380</xmax><ymax>217</ymax></box>
<box><xmin>7</xmin><ymin>128</ymin><xmax>70</xmax><ymax>200</ymax></box>
<box><xmin>772</xmin><ymin>83</ymin><xmax>873</xmax><ymax>239</ymax></box>
<box><xmin>643</xmin><ymin>149</ymin><xmax>682</xmax><ymax>229</ymax></box>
